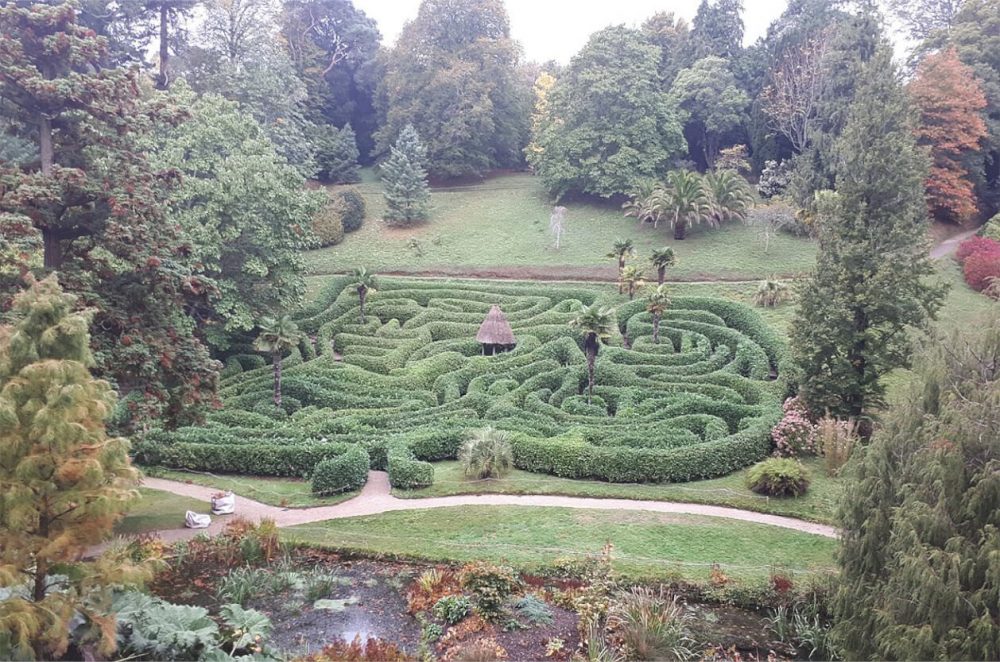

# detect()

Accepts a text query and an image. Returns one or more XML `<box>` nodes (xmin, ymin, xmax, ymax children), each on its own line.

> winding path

<box><xmin>128</xmin><ymin>472</ymin><xmax>837</xmax><ymax>548</ymax></box>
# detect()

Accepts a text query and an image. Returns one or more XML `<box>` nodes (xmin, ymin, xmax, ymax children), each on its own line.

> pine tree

<box><xmin>833</xmin><ymin>314</ymin><xmax>1000</xmax><ymax>660</ymax></box>
<box><xmin>790</xmin><ymin>49</ymin><xmax>945</xmax><ymax>425</ymax></box>
<box><xmin>381</xmin><ymin>124</ymin><xmax>431</xmax><ymax>226</ymax></box>
<box><xmin>909</xmin><ymin>47</ymin><xmax>988</xmax><ymax>224</ymax></box>
<box><xmin>0</xmin><ymin>276</ymin><xmax>150</xmax><ymax>660</ymax></box>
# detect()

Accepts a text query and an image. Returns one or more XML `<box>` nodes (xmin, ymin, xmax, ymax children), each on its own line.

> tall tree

<box><xmin>253</xmin><ymin>315</ymin><xmax>301</xmax><ymax>408</ymax></box>
<box><xmin>759</xmin><ymin>29</ymin><xmax>832</xmax><ymax>154</ymax></box>
<box><xmin>641</xmin><ymin>11</ymin><xmax>692</xmax><ymax>86</ymax></box>
<box><xmin>691</xmin><ymin>0</ymin><xmax>744</xmax><ymax>61</ymax></box>
<box><xmin>0</xmin><ymin>2</ymin><xmax>219</xmax><ymax>431</ymax></box>
<box><xmin>886</xmin><ymin>0</ymin><xmax>963</xmax><ymax>42</ymax></box>
<box><xmin>150</xmin><ymin>87</ymin><xmax>324</xmax><ymax>350</ymax></box>
<box><xmin>375</xmin><ymin>0</ymin><xmax>527</xmax><ymax>177</ymax></box>
<box><xmin>670</xmin><ymin>56</ymin><xmax>749</xmax><ymax>168</ymax></box>
<box><xmin>909</xmin><ymin>47</ymin><xmax>988</xmax><ymax>224</ymax></box>
<box><xmin>381</xmin><ymin>124</ymin><xmax>431</xmax><ymax>225</ymax></box>
<box><xmin>0</xmin><ymin>276</ymin><xmax>151</xmax><ymax>660</ymax></box>
<box><xmin>790</xmin><ymin>50</ymin><xmax>945</xmax><ymax>425</ymax></box>
<box><xmin>199</xmin><ymin>0</ymin><xmax>275</xmax><ymax>65</ymax></box>
<box><xmin>569</xmin><ymin>304</ymin><xmax>615</xmax><ymax>404</ymax></box>
<box><xmin>146</xmin><ymin>0</ymin><xmax>200</xmax><ymax>89</ymax></box>
<box><xmin>527</xmin><ymin>25</ymin><xmax>685</xmax><ymax>199</ymax></box>
<box><xmin>833</xmin><ymin>315</ymin><xmax>1000</xmax><ymax>659</ymax></box>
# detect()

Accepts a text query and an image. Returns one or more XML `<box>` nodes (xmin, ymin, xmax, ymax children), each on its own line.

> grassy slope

<box><xmin>142</xmin><ymin>468</ymin><xmax>358</xmax><ymax>508</ymax></box>
<box><xmin>283</xmin><ymin>505</ymin><xmax>836</xmax><ymax>582</ymax></box>
<box><xmin>116</xmin><ymin>488</ymin><xmax>206</xmax><ymax>535</ymax></box>
<box><xmin>398</xmin><ymin>458</ymin><xmax>840</xmax><ymax>525</ymax></box>
<box><xmin>304</xmin><ymin>172</ymin><xmax>817</xmax><ymax>280</ymax></box>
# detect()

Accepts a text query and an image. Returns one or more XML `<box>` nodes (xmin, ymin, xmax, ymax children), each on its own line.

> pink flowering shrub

<box><xmin>771</xmin><ymin>397</ymin><xmax>817</xmax><ymax>457</ymax></box>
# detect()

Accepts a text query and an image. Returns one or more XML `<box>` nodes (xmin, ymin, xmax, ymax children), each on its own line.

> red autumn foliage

<box><xmin>956</xmin><ymin>236</ymin><xmax>1000</xmax><ymax>263</ymax></box>
<box><xmin>295</xmin><ymin>636</ymin><xmax>414</xmax><ymax>662</ymax></box>
<box><xmin>909</xmin><ymin>47</ymin><xmax>988</xmax><ymax>224</ymax></box>
<box><xmin>963</xmin><ymin>249</ymin><xmax>1000</xmax><ymax>293</ymax></box>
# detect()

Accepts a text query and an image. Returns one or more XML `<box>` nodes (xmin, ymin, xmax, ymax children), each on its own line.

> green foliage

<box><xmin>113</xmin><ymin>592</ymin><xmax>220</xmax><ymax>661</ymax></box>
<box><xmin>512</xmin><ymin>595</ymin><xmax>553</xmax><ymax>627</ymax></box>
<box><xmin>646</xmin><ymin>170</ymin><xmax>713</xmax><ymax>240</ymax></box>
<box><xmin>313</xmin><ymin>123</ymin><xmax>361</xmax><ymax>184</ymax></box>
<box><xmin>336</xmin><ymin>188</ymin><xmax>367</xmax><ymax>233</ymax></box>
<box><xmin>833</xmin><ymin>315</ymin><xmax>1000</xmax><ymax>659</ymax></box>
<box><xmin>746</xmin><ymin>458</ymin><xmax>811</xmax><ymax>497</ymax></box>
<box><xmin>702</xmin><ymin>170</ymin><xmax>756</xmax><ymax>225</ymax></box>
<box><xmin>527</xmin><ymin>25</ymin><xmax>685</xmax><ymax>199</ymax></box>
<box><xmin>791</xmin><ymin>50</ymin><xmax>945</xmax><ymax>421</ymax></box>
<box><xmin>433</xmin><ymin>595</ymin><xmax>472</xmax><ymax>624</ymax></box>
<box><xmin>670</xmin><ymin>56</ymin><xmax>749</xmax><ymax>168</ymax></box>
<box><xmin>382</xmin><ymin>124</ymin><xmax>431</xmax><ymax>226</ymax></box>
<box><xmin>0</xmin><ymin>276</ymin><xmax>151</xmax><ymax>660</ymax></box>
<box><xmin>608</xmin><ymin>587</ymin><xmax>694</xmax><ymax>661</ymax></box>
<box><xmin>375</xmin><ymin>0</ymin><xmax>528</xmax><ymax>178</ymax></box>
<box><xmin>311</xmin><ymin>204</ymin><xmax>346</xmax><ymax>247</ymax></box>
<box><xmin>459</xmin><ymin>426</ymin><xmax>514</xmax><ymax>479</ymax></box>
<box><xmin>312</xmin><ymin>446</ymin><xmax>370</xmax><ymax>494</ymax></box>
<box><xmin>981</xmin><ymin>212</ymin><xmax>1000</xmax><ymax>241</ymax></box>
<box><xmin>753</xmin><ymin>279</ymin><xmax>789</xmax><ymax>308</ymax></box>
<box><xmin>459</xmin><ymin>562</ymin><xmax>521</xmax><ymax>619</ymax></box>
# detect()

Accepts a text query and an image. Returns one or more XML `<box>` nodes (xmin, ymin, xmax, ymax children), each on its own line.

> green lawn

<box><xmin>141</xmin><ymin>467</ymin><xmax>358</xmax><ymax>507</ymax></box>
<box><xmin>399</xmin><ymin>458</ymin><xmax>840</xmax><ymax>525</ymax></box>
<box><xmin>282</xmin><ymin>505</ymin><xmax>836</xmax><ymax>582</ymax></box>
<box><xmin>305</xmin><ymin>172</ymin><xmax>817</xmax><ymax>281</ymax></box>
<box><xmin>116</xmin><ymin>488</ymin><xmax>206</xmax><ymax>535</ymax></box>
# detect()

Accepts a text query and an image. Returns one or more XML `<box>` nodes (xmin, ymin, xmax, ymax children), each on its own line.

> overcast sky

<box><xmin>353</xmin><ymin>0</ymin><xmax>790</xmax><ymax>63</ymax></box>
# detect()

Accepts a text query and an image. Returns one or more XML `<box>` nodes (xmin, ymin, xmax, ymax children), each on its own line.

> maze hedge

<box><xmin>136</xmin><ymin>278</ymin><xmax>787</xmax><ymax>488</ymax></box>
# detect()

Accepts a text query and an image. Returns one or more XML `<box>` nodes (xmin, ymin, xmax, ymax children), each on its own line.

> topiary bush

<box><xmin>746</xmin><ymin>458</ymin><xmax>810</xmax><ymax>497</ymax></box>
<box><xmin>312</xmin><ymin>446</ymin><xmax>370</xmax><ymax>494</ymax></box>
<box><xmin>311</xmin><ymin>204</ymin><xmax>345</xmax><ymax>247</ymax></box>
<box><xmin>335</xmin><ymin>187</ymin><xmax>366</xmax><ymax>233</ymax></box>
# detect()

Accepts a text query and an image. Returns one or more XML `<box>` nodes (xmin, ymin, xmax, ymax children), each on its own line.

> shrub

<box><xmin>607</xmin><ymin>587</ymin><xmax>694</xmax><ymax>661</ymax></box>
<box><xmin>512</xmin><ymin>595</ymin><xmax>553</xmax><ymax>626</ymax></box>
<box><xmin>955</xmin><ymin>235</ymin><xmax>1000</xmax><ymax>263</ymax></box>
<box><xmin>312</xmin><ymin>204</ymin><xmax>345</xmax><ymax>247</ymax></box>
<box><xmin>753</xmin><ymin>278</ymin><xmax>790</xmax><ymax>308</ymax></box>
<box><xmin>312</xmin><ymin>446</ymin><xmax>370</xmax><ymax>494</ymax></box>
<box><xmin>433</xmin><ymin>595</ymin><xmax>472</xmax><ymax>625</ymax></box>
<box><xmin>313</xmin><ymin>123</ymin><xmax>361</xmax><ymax>184</ymax></box>
<box><xmin>814</xmin><ymin>415</ymin><xmax>856</xmax><ymax>476</ymax></box>
<box><xmin>336</xmin><ymin>187</ymin><xmax>367</xmax><ymax>233</ymax></box>
<box><xmin>746</xmin><ymin>458</ymin><xmax>811</xmax><ymax>497</ymax></box>
<box><xmin>771</xmin><ymin>397</ymin><xmax>816</xmax><ymax>457</ymax></box>
<box><xmin>459</xmin><ymin>562</ymin><xmax>521</xmax><ymax>619</ymax></box>
<box><xmin>981</xmin><ymin>213</ymin><xmax>1000</xmax><ymax>241</ymax></box>
<box><xmin>963</xmin><ymin>248</ymin><xmax>1000</xmax><ymax>293</ymax></box>
<box><xmin>459</xmin><ymin>426</ymin><xmax>514</xmax><ymax>479</ymax></box>
<box><xmin>757</xmin><ymin>160</ymin><xmax>792</xmax><ymax>199</ymax></box>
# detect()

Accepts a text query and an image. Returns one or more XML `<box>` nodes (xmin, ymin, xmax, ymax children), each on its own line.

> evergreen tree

<box><xmin>670</xmin><ymin>56</ymin><xmax>749</xmax><ymax>168</ymax></box>
<box><xmin>0</xmin><ymin>276</ymin><xmax>151</xmax><ymax>660</ymax></box>
<box><xmin>312</xmin><ymin>123</ymin><xmax>361</xmax><ymax>184</ymax></box>
<box><xmin>790</xmin><ymin>49</ymin><xmax>945</xmax><ymax>424</ymax></box>
<box><xmin>381</xmin><ymin>125</ymin><xmax>431</xmax><ymax>226</ymax></box>
<box><xmin>833</xmin><ymin>314</ymin><xmax>1000</xmax><ymax>659</ymax></box>
<box><xmin>691</xmin><ymin>0</ymin><xmax>745</xmax><ymax>61</ymax></box>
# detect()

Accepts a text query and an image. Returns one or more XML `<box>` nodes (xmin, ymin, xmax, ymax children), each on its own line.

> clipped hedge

<box><xmin>312</xmin><ymin>446</ymin><xmax>370</xmax><ymax>494</ymax></box>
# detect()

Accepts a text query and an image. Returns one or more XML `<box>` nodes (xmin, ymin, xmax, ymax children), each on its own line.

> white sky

<box><xmin>353</xmin><ymin>0</ymin><xmax>790</xmax><ymax>64</ymax></box>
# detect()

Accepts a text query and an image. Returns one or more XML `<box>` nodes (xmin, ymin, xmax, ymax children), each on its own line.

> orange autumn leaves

<box><xmin>909</xmin><ymin>47</ymin><xmax>987</xmax><ymax>225</ymax></box>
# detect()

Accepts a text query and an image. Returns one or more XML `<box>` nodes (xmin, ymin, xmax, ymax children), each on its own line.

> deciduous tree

<box><xmin>909</xmin><ymin>47</ymin><xmax>988</xmax><ymax>224</ymax></box>
<box><xmin>790</xmin><ymin>50</ymin><xmax>945</xmax><ymax>425</ymax></box>
<box><xmin>670</xmin><ymin>56</ymin><xmax>749</xmax><ymax>168</ymax></box>
<box><xmin>0</xmin><ymin>276</ymin><xmax>151</xmax><ymax>660</ymax></box>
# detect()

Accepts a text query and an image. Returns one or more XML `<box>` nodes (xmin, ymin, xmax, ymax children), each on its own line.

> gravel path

<box><xmin>128</xmin><ymin>472</ymin><xmax>837</xmax><ymax>547</ymax></box>
<box><xmin>931</xmin><ymin>228</ymin><xmax>979</xmax><ymax>259</ymax></box>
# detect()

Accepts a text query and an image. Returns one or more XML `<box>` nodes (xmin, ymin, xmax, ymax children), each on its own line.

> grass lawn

<box><xmin>116</xmin><ymin>488</ymin><xmax>206</xmax><ymax>535</ymax></box>
<box><xmin>305</xmin><ymin>172</ymin><xmax>817</xmax><ymax>281</ymax></box>
<box><xmin>141</xmin><ymin>467</ymin><xmax>358</xmax><ymax>508</ymax></box>
<box><xmin>399</xmin><ymin>458</ymin><xmax>840</xmax><ymax>525</ymax></box>
<box><xmin>282</xmin><ymin>505</ymin><xmax>837</xmax><ymax>582</ymax></box>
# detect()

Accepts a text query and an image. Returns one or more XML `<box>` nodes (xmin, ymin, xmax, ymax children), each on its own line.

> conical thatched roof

<box><xmin>476</xmin><ymin>304</ymin><xmax>516</xmax><ymax>345</ymax></box>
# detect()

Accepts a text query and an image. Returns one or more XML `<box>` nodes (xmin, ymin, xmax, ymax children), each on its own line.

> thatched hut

<box><xmin>476</xmin><ymin>304</ymin><xmax>516</xmax><ymax>355</ymax></box>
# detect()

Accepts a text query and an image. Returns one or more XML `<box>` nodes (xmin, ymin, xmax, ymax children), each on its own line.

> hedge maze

<box><xmin>137</xmin><ymin>278</ymin><xmax>787</xmax><ymax>491</ymax></box>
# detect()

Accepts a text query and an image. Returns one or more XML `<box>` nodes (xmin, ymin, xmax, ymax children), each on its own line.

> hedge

<box><xmin>312</xmin><ymin>446</ymin><xmax>370</xmax><ymax>494</ymax></box>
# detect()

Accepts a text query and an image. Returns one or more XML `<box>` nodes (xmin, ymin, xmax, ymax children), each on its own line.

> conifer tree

<box><xmin>381</xmin><ymin>124</ymin><xmax>431</xmax><ymax>226</ymax></box>
<box><xmin>833</xmin><ymin>313</ymin><xmax>1000</xmax><ymax>659</ymax></box>
<box><xmin>790</xmin><ymin>49</ymin><xmax>944</xmax><ymax>425</ymax></box>
<box><xmin>0</xmin><ymin>276</ymin><xmax>149</xmax><ymax>660</ymax></box>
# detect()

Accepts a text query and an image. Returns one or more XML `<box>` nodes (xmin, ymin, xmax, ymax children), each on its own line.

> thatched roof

<box><xmin>476</xmin><ymin>304</ymin><xmax>516</xmax><ymax>345</ymax></box>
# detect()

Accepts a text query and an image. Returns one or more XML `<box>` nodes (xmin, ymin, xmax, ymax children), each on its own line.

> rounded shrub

<box><xmin>336</xmin><ymin>187</ymin><xmax>366</xmax><ymax>233</ymax></box>
<box><xmin>459</xmin><ymin>562</ymin><xmax>521</xmax><ymax>619</ymax></box>
<box><xmin>433</xmin><ymin>595</ymin><xmax>472</xmax><ymax>625</ymax></box>
<box><xmin>312</xmin><ymin>446</ymin><xmax>370</xmax><ymax>494</ymax></box>
<box><xmin>311</xmin><ymin>203</ymin><xmax>345</xmax><ymax>247</ymax></box>
<box><xmin>746</xmin><ymin>458</ymin><xmax>810</xmax><ymax>497</ymax></box>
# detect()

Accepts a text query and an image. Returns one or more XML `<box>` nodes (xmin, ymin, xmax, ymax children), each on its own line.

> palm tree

<box><xmin>606</xmin><ymin>239</ymin><xmax>636</xmax><ymax>294</ymax></box>
<box><xmin>704</xmin><ymin>170</ymin><xmax>756</xmax><ymax>225</ymax></box>
<box><xmin>570</xmin><ymin>304</ymin><xmax>615</xmax><ymax>404</ymax></box>
<box><xmin>351</xmin><ymin>267</ymin><xmax>377</xmax><ymax>324</ymax></box>
<box><xmin>254</xmin><ymin>315</ymin><xmax>302</xmax><ymax>408</ymax></box>
<box><xmin>459</xmin><ymin>426</ymin><xmax>514</xmax><ymax>479</ymax></box>
<box><xmin>645</xmin><ymin>284</ymin><xmax>671</xmax><ymax>344</ymax></box>
<box><xmin>649</xmin><ymin>170</ymin><xmax>711</xmax><ymax>240</ymax></box>
<box><xmin>649</xmin><ymin>247</ymin><xmax>676</xmax><ymax>285</ymax></box>
<box><xmin>620</xmin><ymin>265</ymin><xmax>645</xmax><ymax>300</ymax></box>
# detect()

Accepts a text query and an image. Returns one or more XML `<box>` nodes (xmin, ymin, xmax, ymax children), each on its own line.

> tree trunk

<box><xmin>586</xmin><ymin>347</ymin><xmax>595</xmax><ymax>404</ymax></box>
<box><xmin>653</xmin><ymin>314</ymin><xmax>660</xmax><ymax>344</ymax></box>
<box><xmin>617</xmin><ymin>258</ymin><xmax>624</xmax><ymax>294</ymax></box>
<box><xmin>40</xmin><ymin>116</ymin><xmax>53</xmax><ymax>176</ymax></box>
<box><xmin>358</xmin><ymin>288</ymin><xmax>366</xmax><ymax>324</ymax></box>
<box><xmin>273</xmin><ymin>351</ymin><xmax>282</xmax><ymax>407</ymax></box>
<box><xmin>628</xmin><ymin>282</ymin><xmax>635</xmax><ymax>300</ymax></box>
<box><xmin>156</xmin><ymin>4</ymin><xmax>170</xmax><ymax>89</ymax></box>
<box><xmin>657</xmin><ymin>266</ymin><xmax>665</xmax><ymax>285</ymax></box>
<box><xmin>43</xmin><ymin>229</ymin><xmax>62</xmax><ymax>271</ymax></box>
<box><xmin>674</xmin><ymin>220</ymin><xmax>686</xmax><ymax>240</ymax></box>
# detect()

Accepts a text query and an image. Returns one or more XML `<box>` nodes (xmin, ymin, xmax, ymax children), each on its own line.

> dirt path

<box><xmin>931</xmin><ymin>228</ymin><xmax>979</xmax><ymax>259</ymax></box>
<box><xmin>125</xmin><ymin>472</ymin><xmax>837</xmax><ymax>549</ymax></box>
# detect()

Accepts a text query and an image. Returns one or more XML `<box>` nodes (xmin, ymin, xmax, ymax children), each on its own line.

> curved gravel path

<box><xmin>132</xmin><ymin>472</ymin><xmax>837</xmax><ymax>545</ymax></box>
